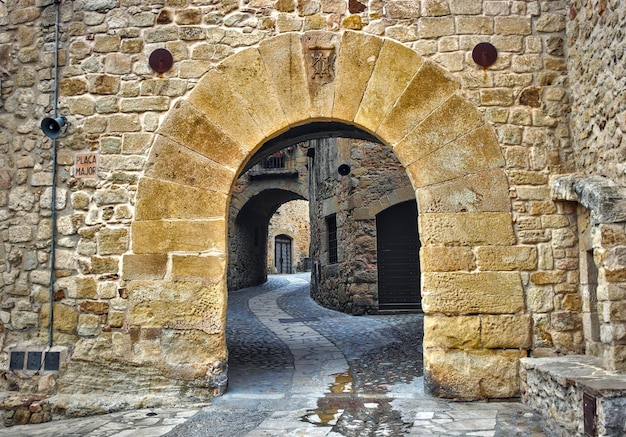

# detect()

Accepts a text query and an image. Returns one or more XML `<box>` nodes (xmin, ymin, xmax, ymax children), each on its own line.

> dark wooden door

<box><xmin>275</xmin><ymin>235</ymin><xmax>292</xmax><ymax>274</ymax></box>
<box><xmin>376</xmin><ymin>200</ymin><xmax>421</xmax><ymax>311</ymax></box>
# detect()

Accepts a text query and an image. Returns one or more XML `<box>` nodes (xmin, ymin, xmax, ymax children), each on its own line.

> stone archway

<box><xmin>127</xmin><ymin>31</ymin><xmax>523</xmax><ymax>399</ymax></box>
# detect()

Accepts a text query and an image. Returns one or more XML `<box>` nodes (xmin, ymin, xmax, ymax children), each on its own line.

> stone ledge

<box><xmin>522</xmin><ymin>355</ymin><xmax>626</xmax><ymax>396</ymax></box>
<box><xmin>521</xmin><ymin>355</ymin><xmax>626</xmax><ymax>437</ymax></box>
<box><xmin>551</xmin><ymin>175</ymin><xmax>626</xmax><ymax>224</ymax></box>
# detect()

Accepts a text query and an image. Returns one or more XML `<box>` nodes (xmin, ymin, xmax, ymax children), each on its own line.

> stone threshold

<box><xmin>521</xmin><ymin>355</ymin><xmax>626</xmax><ymax>437</ymax></box>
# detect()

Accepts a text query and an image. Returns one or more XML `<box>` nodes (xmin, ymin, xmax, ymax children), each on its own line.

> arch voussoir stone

<box><xmin>157</xmin><ymin>100</ymin><xmax>247</xmax><ymax>171</ymax></box>
<box><xmin>354</xmin><ymin>38</ymin><xmax>423</xmax><ymax>133</ymax></box>
<box><xmin>144</xmin><ymin>135</ymin><xmax>234</xmax><ymax>193</ymax></box>
<box><xmin>187</xmin><ymin>69</ymin><xmax>266</xmax><ymax>152</ymax></box>
<box><xmin>332</xmin><ymin>31</ymin><xmax>383</xmax><ymax>124</ymax></box>
<box><xmin>392</xmin><ymin>94</ymin><xmax>481</xmax><ymax>169</ymax></box>
<box><xmin>258</xmin><ymin>33</ymin><xmax>312</xmax><ymax>126</ymax></box>
<box><xmin>215</xmin><ymin>47</ymin><xmax>290</xmax><ymax>139</ymax></box>
<box><xmin>378</xmin><ymin>62</ymin><xmax>460</xmax><ymax>146</ymax></box>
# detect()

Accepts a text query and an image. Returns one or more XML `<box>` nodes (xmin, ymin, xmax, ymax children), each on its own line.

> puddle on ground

<box><xmin>301</xmin><ymin>371</ymin><xmax>352</xmax><ymax>426</ymax></box>
<box><xmin>300</xmin><ymin>370</ymin><xmax>412</xmax><ymax>434</ymax></box>
<box><xmin>329</xmin><ymin>370</ymin><xmax>353</xmax><ymax>394</ymax></box>
<box><xmin>301</xmin><ymin>408</ymin><xmax>344</xmax><ymax>426</ymax></box>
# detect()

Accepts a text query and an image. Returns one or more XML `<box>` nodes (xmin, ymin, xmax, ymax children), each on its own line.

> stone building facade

<box><xmin>309</xmin><ymin>137</ymin><xmax>417</xmax><ymax>315</ymax></box>
<box><xmin>228</xmin><ymin>143</ymin><xmax>309</xmax><ymax>290</ymax></box>
<box><xmin>0</xmin><ymin>0</ymin><xmax>625</xmax><ymax>432</ymax></box>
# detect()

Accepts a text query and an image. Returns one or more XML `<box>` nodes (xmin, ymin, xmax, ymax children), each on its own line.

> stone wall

<box><xmin>565</xmin><ymin>1</ymin><xmax>626</xmax><ymax>184</ymax></box>
<box><xmin>521</xmin><ymin>355</ymin><xmax>626</xmax><ymax>437</ymax></box>
<box><xmin>560</xmin><ymin>1</ymin><xmax>626</xmax><ymax>371</ymax></box>
<box><xmin>0</xmin><ymin>0</ymin><xmax>588</xmax><ymax>420</ymax></box>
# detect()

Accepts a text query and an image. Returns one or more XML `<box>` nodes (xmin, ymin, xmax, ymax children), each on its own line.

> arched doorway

<box><xmin>126</xmin><ymin>30</ymin><xmax>521</xmax><ymax>400</ymax></box>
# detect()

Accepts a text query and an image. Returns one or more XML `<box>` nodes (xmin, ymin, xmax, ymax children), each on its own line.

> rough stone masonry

<box><xmin>0</xmin><ymin>0</ymin><xmax>625</xmax><ymax>433</ymax></box>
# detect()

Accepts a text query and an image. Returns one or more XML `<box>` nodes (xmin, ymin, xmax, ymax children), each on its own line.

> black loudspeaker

<box><xmin>338</xmin><ymin>163</ymin><xmax>351</xmax><ymax>176</ymax></box>
<box><xmin>40</xmin><ymin>116</ymin><xmax>67</xmax><ymax>139</ymax></box>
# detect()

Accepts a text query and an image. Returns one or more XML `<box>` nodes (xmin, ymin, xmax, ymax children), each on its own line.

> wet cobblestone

<box><xmin>227</xmin><ymin>276</ymin><xmax>293</xmax><ymax>370</ymax></box>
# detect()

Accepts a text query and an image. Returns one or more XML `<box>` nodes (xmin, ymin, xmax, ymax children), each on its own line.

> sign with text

<box><xmin>74</xmin><ymin>153</ymin><xmax>98</xmax><ymax>179</ymax></box>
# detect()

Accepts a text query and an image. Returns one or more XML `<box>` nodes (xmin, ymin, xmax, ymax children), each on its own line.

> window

<box><xmin>326</xmin><ymin>214</ymin><xmax>338</xmax><ymax>264</ymax></box>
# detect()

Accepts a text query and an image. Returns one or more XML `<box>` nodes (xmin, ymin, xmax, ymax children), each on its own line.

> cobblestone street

<box><xmin>2</xmin><ymin>274</ymin><xmax>549</xmax><ymax>436</ymax></box>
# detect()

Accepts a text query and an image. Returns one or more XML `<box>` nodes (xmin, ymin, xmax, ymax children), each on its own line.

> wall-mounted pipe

<box><xmin>47</xmin><ymin>0</ymin><xmax>62</xmax><ymax>348</ymax></box>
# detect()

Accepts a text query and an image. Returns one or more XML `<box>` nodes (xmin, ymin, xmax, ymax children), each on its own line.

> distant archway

<box><xmin>127</xmin><ymin>31</ymin><xmax>521</xmax><ymax>399</ymax></box>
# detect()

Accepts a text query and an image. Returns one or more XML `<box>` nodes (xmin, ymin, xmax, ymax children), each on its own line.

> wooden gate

<box><xmin>376</xmin><ymin>200</ymin><xmax>421</xmax><ymax>311</ymax></box>
<box><xmin>275</xmin><ymin>235</ymin><xmax>292</xmax><ymax>274</ymax></box>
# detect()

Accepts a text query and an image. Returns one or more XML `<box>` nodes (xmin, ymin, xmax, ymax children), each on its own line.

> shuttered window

<box><xmin>326</xmin><ymin>214</ymin><xmax>338</xmax><ymax>264</ymax></box>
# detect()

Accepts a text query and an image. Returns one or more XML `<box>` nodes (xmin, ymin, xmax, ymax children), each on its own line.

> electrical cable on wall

<box><xmin>46</xmin><ymin>0</ymin><xmax>62</xmax><ymax>348</ymax></box>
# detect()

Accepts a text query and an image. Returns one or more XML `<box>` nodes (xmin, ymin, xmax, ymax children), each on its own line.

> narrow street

<box><xmin>166</xmin><ymin>274</ymin><xmax>547</xmax><ymax>437</ymax></box>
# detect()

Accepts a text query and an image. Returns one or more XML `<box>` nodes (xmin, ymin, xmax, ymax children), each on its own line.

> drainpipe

<box><xmin>47</xmin><ymin>0</ymin><xmax>62</xmax><ymax>348</ymax></box>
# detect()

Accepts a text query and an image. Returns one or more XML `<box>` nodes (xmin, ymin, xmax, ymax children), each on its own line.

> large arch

<box><xmin>127</xmin><ymin>31</ymin><xmax>523</xmax><ymax>399</ymax></box>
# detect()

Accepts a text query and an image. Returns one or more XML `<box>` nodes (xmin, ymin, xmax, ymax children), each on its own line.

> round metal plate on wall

<box><xmin>149</xmin><ymin>48</ymin><xmax>174</xmax><ymax>73</ymax></box>
<box><xmin>472</xmin><ymin>42</ymin><xmax>498</xmax><ymax>68</ymax></box>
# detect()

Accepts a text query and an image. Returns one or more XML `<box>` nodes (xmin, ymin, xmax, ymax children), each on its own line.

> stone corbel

<box><xmin>551</xmin><ymin>174</ymin><xmax>626</xmax><ymax>224</ymax></box>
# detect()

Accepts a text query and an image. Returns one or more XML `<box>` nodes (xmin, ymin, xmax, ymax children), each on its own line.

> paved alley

<box><xmin>2</xmin><ymin>274</ymin><xmax>548</xmax><ymax>436</ymax></box>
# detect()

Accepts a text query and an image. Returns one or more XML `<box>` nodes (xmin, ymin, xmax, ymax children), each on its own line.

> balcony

<box><xmin>247</xmin><ymin>150</ymin><xmax>299</xmax><ymax>180</ymax></box>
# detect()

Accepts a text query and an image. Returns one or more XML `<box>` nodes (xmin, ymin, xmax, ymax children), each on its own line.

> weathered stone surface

<box><xmin>408</xmin><ymin>124</ymin><xmax>504</xmax><ymax>187</ymax></box>
<box><xmin>122</xmin><ymin>254</ymin><xmax>168</xmax><ymax>280</ymax></box>
<box><xmin>257</xmin><ymin>33</ymin><xmax>311</xmax><ymax>126</ymax></box>
<box><xmin>128</xmin><ymin>280</ymin><xmax>225</xmax><ymax>332</ymax></box>
<box><xmin>420</xmin><ymin>246</ymin><xmax>475</xmax><ymax>272</ymax></box>
<box><xmin>332</xmin><ymin>31</ymin><xmax>382</xmax><ymax>122</ymax></box>
<box><xmin>90</xmin><ymin>256</ymin><xmax>120</xmax><ymax>275</ymax></box>
<box><xmin>120</xmin><ymin>97</ymin><xmax>169</xmax><ymax>113</ymax></box>
<box><xmin>171</xmin><ymin>255</ymin><xmax>226</xmax><ymax>283</ymax></box>
<box><xmin>78</xmin><ymin>300</ymin><xmax>109</xmax><ymax>314</ymax></box>
<box><xmin>40</xmin><ymin>303</ymin><xmax>78</xmax><ymax>333</ymax></box>
<box><xmin>57</xmin><ymin>276</ymin><xmax>97</xmax><ymax>299</ymax></box>
<box><xmin>93</xmin><ymin>188</ymin><xmax>128</xmax><ymax>206</ymax></box>
<box><xmin>121</xmin><ymin>133</ymin><xmax>152</xmax><ymax>155</ymax></box>
<box><xmin>552</xmin><ymin>175</ymin><xmax>626</xmax><ymax>224</ymax></box>
<box><xmin>379</xmin><ymin>62</ymin><xmax>459</xmax><ymax>147</ymax></box>
<box><xmin>161</xmin><ymin>329</ymin><xmax>225</xmax><ymax>367</ymax></box>
<box><xmin>97</xmin><ymin>228</ymin><xmax>128</xmax><ymax>255</ymax></box>
<box><xmin>186</xmin><ymin>71</ymin><xmax>264</xmax><ymax>150</ymax></box>
<box><xmin>135</xmin><ymin>178</ymin><xmax>228</xmax><ymax>221</ymax></box>
<box><xmin>157</xmin><ymin>101</ymin><xmax>247</xmax><ymax>171</ymax></box>
<box><xmin>108</xmin><ymin>114</ymin><xmax>141</xmax><ymax>132</ymax></box>
<box><xmin>530</xmin><ymin>270</ymin><xmax>566</xmax><ymax>285</ymax></box>
<box><xmin>424</xmin><ymin>315</ymin><xmax>480</xmax><ymax>349</ymax></box>
<box><xmin>422</xmin><ymin>271</ymin><xmax>525</xmax><ymax>315</ymax></box>
<box><xmin>144</xmin><ymin>136</ymin><xmax>234</xmax><ymax>194</ymax></box>
<box><xmin>494</xmin><ymin>17</ymin><xmax>531</xmax><ymax>35</ymax></box>
<box><xmin>355</xmin><ymin>38</ymin><xmax>422</xmax><ymax>132</ymax></box>
<box><xmin>216</xmin><ymin>46</ymin><xmax>289</xmax><ymax>137</ymax></box>
<box><xmin>415</xmin><ymin>169</ymin><xmax>511</xmax><ymax>213</ymax></box>
<box><xmin>420</xmin><ymin>213</ymin><xmax>516</xmax><ymax>246</ymax></box>
<box><xmin>131</xmin><ymin>220</ymin><xmax>226</xmax><ymax>254</ymax></box>
<box><xmin>482</xmin><ymin>314</ymin><xmax>532</xmax><ymax>348</ymax></box>
<box><xmin>418</xmin><ymin>17</ymin><xmax>455</xmax><ymax>38</ymax></box>
<box><xmin>476</xmin><ymin>246</ymin><xmax>537</xmax><ymax>271</ymax></box>
<box><xmin>425</xmin><ymin>349</ymin><xmax>524</xmax><ymax>398</ymax></box>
